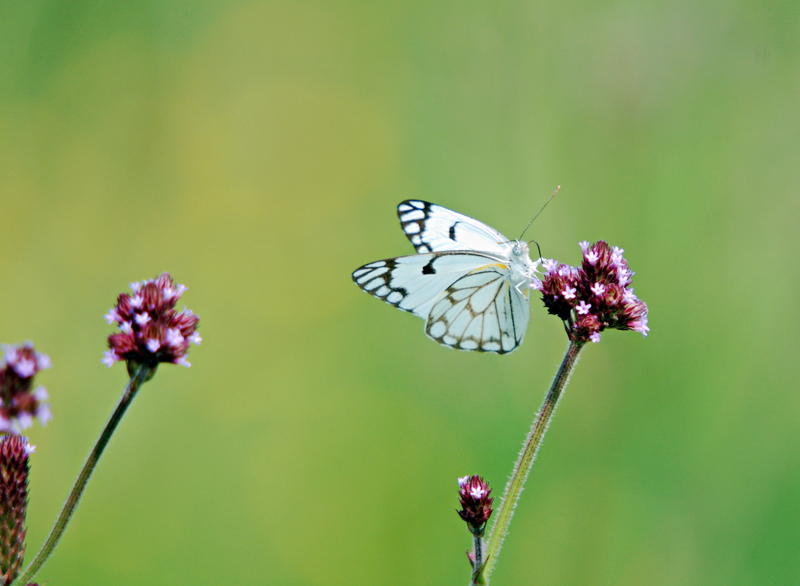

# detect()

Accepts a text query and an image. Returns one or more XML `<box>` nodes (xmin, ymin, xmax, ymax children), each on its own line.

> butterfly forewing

<box><xmin>398</xmin><ymin>200</ymin><xmax>509</xmax><ymax>254</ymax></box>
<box><xmin>352</xmin><ymin>252</ymin><xmax>509</xmax><ymax>319</ymax></box>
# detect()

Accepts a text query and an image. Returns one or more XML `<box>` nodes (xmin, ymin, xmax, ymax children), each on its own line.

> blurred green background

<box><xmin>1</xmin><ymin>1</ymin><xmax>799</xmax><ymax>585</ymax></box>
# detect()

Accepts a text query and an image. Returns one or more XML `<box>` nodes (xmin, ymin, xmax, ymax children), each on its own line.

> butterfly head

<box><xmin>507</xmin><ymin>239</ymin><xmax>543</xmax><ymax>282</ymax></box>
<box><xmin>511</xmin><ymin>239</ymin><xmax>529</xmax><ymax>258</ymax></box>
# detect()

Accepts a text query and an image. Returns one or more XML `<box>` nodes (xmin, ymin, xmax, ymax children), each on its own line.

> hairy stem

<box><xmin>15</xmin><ymin>364</ymin><xmax>152</xmax><ymax>585</ymax></box>
<box><xmin>482</xmin><ymin>340</ymin><xmax>583</xmax><ymax>583</ymax></box>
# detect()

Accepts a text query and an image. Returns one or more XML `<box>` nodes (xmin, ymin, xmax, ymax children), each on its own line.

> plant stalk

<box><xmin>482</xmin><ymin>340</ymin><xmax>584</xmax><ymax>583</ymax></box>
<box><xmin>471</xmin><ymin>534</ymin><xmax>484</xmax><ymax>585</ymax></box>
<box><xmin>15</xmin><ymin>364</ymin><xmax>152</xmax><ymax>585</ymax></box>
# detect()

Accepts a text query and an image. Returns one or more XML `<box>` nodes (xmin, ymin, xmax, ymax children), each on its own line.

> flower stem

<box><xmin>481</xmin><ymin>340</ymin><xmax>584</xmax><ymax>583</ymax></box>
<box><xmin>471</xmin><ymin>534</ymin><xmax>484</xmax><ymax>585</ymax></box>
<box><xmin>15</xmin><ymin>364</ymin><xmax>152</xmax><ymax>585</ymax></box>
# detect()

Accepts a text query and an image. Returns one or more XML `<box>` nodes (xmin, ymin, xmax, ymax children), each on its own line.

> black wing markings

<box><xmin>397</xmin><ymin>200</ymin><xmax>434</xmax><ymax>253</ymax></box>
<box><xmin>351</xmin><ymin>259</ymin><xmax>408</xmax><ymax>308</ymax></box>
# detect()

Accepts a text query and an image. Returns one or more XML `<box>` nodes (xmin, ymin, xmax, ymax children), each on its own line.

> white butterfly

<box><xmin>352</xmin><ymin>200</ymin><xmax>542</xmax><ymax>354</ymax></box>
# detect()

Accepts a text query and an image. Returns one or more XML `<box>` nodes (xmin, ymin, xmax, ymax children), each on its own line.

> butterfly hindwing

<box><xmin>397</xmin><ymin>200</ymin><xmax>509</xmax><ymax>254</ymax></box>
<box><xmin>425</xmin><ymin>266</ymin><xmax>530</xmax><ymax>354</ymax></box>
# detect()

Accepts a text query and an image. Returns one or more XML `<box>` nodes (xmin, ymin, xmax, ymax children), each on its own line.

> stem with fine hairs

<box><xmin>481</xmin><ymin>340</ymin><xmax>583</xmax><ymax>584</ymax></box>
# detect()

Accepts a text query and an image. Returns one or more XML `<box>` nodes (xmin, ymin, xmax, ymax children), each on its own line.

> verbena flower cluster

<box><xmin>103</xmin><ymin>273</ymin><xmax>201</xmax><ymax>375</ymax></box>
<box><xmin>0</xmin><ymin>435</ymin><xmax>34</xmax><ymax>586</ymax></box>
<box><xmin>457</xmin><ymin>475</ymin><xmax>494</xmax><ymax>537</ymax></box>
<box><xmin>0</xmin><ymin>344</ymin><xmax>51</xmax><ymax>435</ymax></box>
<box><xmin>532</xmin><ymin>241</ymin><xmax>649</xmax><ymax>344</ymax></box>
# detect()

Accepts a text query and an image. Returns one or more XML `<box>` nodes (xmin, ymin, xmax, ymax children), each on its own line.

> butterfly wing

<box><xmin>355</xmin><ymin>201</ymin><xmax>535</xmax><ymax>354</ymax></box>
<box><xmin>425</xmin><ymin>266</ymin><xmax>530</xmax><ymax>354</ymax></box>
<box><xmin>397</xmin><ymin>200</ymin><xmax>509</xmax><ymax>254</ymax></box>
<box><xmin>352</xmin><ymin>252</ymin><xmax>507</xmax><ymax>320</ymax></box>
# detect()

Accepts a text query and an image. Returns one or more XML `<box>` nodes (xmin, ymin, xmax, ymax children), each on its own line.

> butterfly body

<box><xmin>352</xmin><ymin>200</ymin><xmax>542</xmax><ymax>354</ymax></box>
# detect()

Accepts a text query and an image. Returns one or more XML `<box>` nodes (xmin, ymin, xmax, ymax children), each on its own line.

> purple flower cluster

<box><xmin>533</xmin><ymin>241</ymin><xmax>649</xmax><ymax>344</ymax></box>
<box><xmin>103</xmin><ymin>273</ymin><xmax>201</xmax><ymax>376</ymax></box>
<box><xmin>457</xmin><ymin>475</ymin><xmax>494</xmax><ymax>537</ymax></box>
<box><xmin>0</xmin><ymin>343</ymin><xmax>52</xmax><ymax>435</ymax></box>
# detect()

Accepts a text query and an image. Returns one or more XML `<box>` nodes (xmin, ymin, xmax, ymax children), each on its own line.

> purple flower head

<box><xmin>0</xmin><ymin>343</ymin><xmax>52</xmax><ymax>435</ymax></box>
<box><xmin>104</xmin><ymin>273</ymin><xmax>201</xmax><ymax>377</ymax></box>
<box><xmin>457</xmin><ymin>475</ymin><xmax>494</xmax><ymax>537</ymax></box>
<box><xmin>0</xmin><ymin>435</ymin><xmax>33</xmax><ymax>584</ymax></box>
<box><xmin>538</xmin><ymin>241</ymin><xmax>649</xmax><ymax>344</ymax></box>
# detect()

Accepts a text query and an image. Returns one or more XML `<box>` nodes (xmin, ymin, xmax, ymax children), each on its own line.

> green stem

<box><xmin>471</xmin><ymin>534</ymin><xmax>484</xmax><ymax>585</ymax></box>
<box><xmin>482</xmin><ymin>340</ymin><xmax>584</xmax><ymax>583</ymax></box>
<box><xmin>15</xmin><ymin>364</ymin><xmax>152</xmax><ymax>585</ymax></box>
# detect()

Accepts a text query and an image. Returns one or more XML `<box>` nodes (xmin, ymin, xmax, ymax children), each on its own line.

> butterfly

<box><xmin>352</xmin><ymin>200</ymin><xmax>542</xmax><ymax>354</ymax></box>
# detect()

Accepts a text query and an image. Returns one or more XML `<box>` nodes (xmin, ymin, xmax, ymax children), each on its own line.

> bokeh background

<box><xmin>1</xmin><ymin>1</ymin><xmax>799</xmax><ymax>585</ymax></box>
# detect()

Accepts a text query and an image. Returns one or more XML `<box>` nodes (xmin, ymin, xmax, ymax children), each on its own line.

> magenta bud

<box><xmin>0</xmin><ymin>435</ymin><xmax>33</xmax><ymax>585</ymax></box>
<box><xmin>457</xmin><ymin>475</ymin><xmax>494</xmax><ymax>537</ymax></box>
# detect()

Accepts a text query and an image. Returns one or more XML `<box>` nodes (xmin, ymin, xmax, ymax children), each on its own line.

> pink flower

<box><xmin>104</xmin><ymin>273</ymin><xmax>201</xmax><ymax>376</ymax></box>
<box><xmin>537</xmin><ymin>241</ymin><xmax>649</xmax><ymax>344</ymax></box>
<box><xmin>542</xmin><ymin>259</ymin><xmax>559</xmax><ymax>274</ymax></box>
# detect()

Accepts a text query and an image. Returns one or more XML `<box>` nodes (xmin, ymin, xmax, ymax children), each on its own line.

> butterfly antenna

<box><xmin>528</xmin><ymin>239</ymin><xmax>544</xmax><ymax>261</ymax></box>
<box><xmin>518</xmin><ymin>185</ymin><xmax>561</xmax><ymax>240</ymax></box>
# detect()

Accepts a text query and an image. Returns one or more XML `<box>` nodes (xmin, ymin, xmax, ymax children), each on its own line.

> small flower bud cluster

<box><xmin>103</xmin><ymin>273</ymin><xmax>201</xmax><ymax>376</ymax></box>
<box><xmin>534</xmin><ymin>241</ymin><xmax>649</xmax><ymax>344</ymax></box>
<box><xmin>457</xmin><ymin>475</ymin><xmax>494</xmax><ymax>537</ymax></box>
<box><xmin>0</xmin><ymin>344</ymin><xmax>52</xmax><ymax>435</ymax></box>
<box><xmin>0</xmin><ymin>435</ymin><xmax>34</xmax><ymax>586</ymax></box>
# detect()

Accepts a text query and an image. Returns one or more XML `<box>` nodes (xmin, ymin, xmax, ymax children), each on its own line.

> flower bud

<box><xmin>0</xmin><ymin>435</ymin><xmax>34</xmax><ymax>585</ymax></box>
<box><xmin>457</xmin><ymin>475</ymin><xmax>494</xmax><ymax>537</ymax></box>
